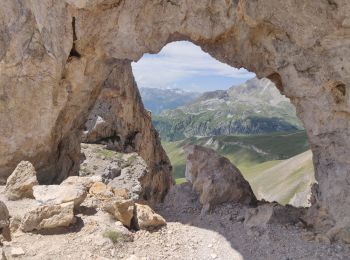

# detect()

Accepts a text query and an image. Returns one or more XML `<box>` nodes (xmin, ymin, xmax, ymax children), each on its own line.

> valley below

<box><xmin>141</xmin><ymin>78</ymin><xmax>315</xmax><ymax>207</ymax></box>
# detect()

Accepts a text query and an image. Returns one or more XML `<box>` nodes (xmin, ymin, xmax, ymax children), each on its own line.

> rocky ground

<box><xmin>0</xmin><ymin>144</ymin><xmax>349</xmax><ymax>260</ymax></box>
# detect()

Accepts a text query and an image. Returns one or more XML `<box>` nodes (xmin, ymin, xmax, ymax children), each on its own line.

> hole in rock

<box><xmin>131</xmin><ymin>40</ymin><xmax>315</xmax><ymax>208</ymax></box>
<box><xmin>68</xmin><ymin>17</ymin><xmax>81</xmax><ymax>59</ymax></box>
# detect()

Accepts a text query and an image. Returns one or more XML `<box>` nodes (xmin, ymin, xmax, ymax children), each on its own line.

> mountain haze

<box><xmin>140</xmin><ymin>87</ymin><xmax>200</xmax><ymax>115</ymax></box>
<box><xmin>153</xmin><ymin>78</ymin><xmax>304</xmax><ymax>141</ymax></box>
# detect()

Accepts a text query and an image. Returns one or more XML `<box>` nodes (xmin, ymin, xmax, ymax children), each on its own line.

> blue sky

<box><xmin>131</xmin><ymin>41</ymin><xmax>255</xmax><ymax>93</ymax></box>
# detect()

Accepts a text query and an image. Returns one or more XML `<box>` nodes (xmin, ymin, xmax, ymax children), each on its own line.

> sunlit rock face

<box><xmin>82</xmin><ymin>61</ymin><xmax>174</xmax><ymax>202</ymax></box>
<box><xmin>0</xmin><ymin>0</ymin><xmax>350</xmax><ymax>234</ymax></box>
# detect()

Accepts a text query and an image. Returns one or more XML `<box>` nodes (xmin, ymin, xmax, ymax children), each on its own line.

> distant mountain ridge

<box><xmin>153</xmin><ymin>78</ymin><xmax>304</xmax><ymax>141</ymax></box>
<box><xmin>139</xmin><ymin>87</ymin><xmax>200</xmax><ymax>115</ymax></box>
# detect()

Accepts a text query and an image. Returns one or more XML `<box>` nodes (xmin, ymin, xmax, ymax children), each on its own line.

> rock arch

<box><xmin>1</xmin><ymin>0</ymin><xmax>349</xmax><ymax>234</ymax></box>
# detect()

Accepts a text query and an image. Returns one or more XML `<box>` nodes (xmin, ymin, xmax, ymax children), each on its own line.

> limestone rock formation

<box><xmin>0</xmin><ymin>0</ymin><xmax>350</xmax><ymax>237</ymax></box>
<box><xmin>81</xmin><ymin>144</ymin><xmax>155</xmax><ymax>201</ymax></box>
<box><xmin>20</xmin><ymin>202</ymin><xmax>75</xmax><ymax>232</ymax></box>
<box><xmin>103</xmin><ymin>198</ymin><xmax>135</xmax><ymax>228</ymax></box>
<box><xmin>82</xmin><ymin>62</ymin><xmax>174</xmax><ymax>203</ymax></box>
<box><xmin>5</xmin><ymin>161</ymin><xmax>38</xmax><ymax>200</ymax></box>
<box><xmin>134</xmin><ymin>203</ymin><xmax>166</xmax><ymax>231</ymax></box>
<box><xmin>185</xmin><ymin>145</ymin><xmax>256</xmax><ymax>211</ymax></box>
<box><xmin>33</xmin><ymin>184</ymin><xmax>87</xmax><ymax>208</ymax></box>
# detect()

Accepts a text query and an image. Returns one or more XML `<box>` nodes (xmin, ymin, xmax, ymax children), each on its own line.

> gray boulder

<box><xmin>185</xmin><ymin>145</ymin><xmax>256</xmax><ymax>211</ymax></box>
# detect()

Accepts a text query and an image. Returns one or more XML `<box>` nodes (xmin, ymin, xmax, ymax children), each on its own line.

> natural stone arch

<box><xmin>1</xmin><ymin>0</ymin><xmax>350</xmax><ymax>237</ymax></box>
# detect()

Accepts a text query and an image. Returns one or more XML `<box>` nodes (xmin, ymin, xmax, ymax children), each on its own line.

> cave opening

<box><xmin>131</xmin><ymin>40</ymin><xmax>315</xmax><ymax>207</ymax></box>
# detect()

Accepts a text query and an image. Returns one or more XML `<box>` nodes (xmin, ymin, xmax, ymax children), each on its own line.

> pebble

<box><xmin>210</xmin><ymin>253</ymin><xmax>218</xmax><ymax>259</ymax></box>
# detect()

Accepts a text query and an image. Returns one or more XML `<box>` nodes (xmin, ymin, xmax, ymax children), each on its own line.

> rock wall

<box><xmin>82</xmin><ymin>61</ymin><xmax>174</xmax><ymax>202</ymax></box>
<box><xmin>1</xmin><ymin>0</ymin><xmax>350</xmax><ymax>231</ymax></box>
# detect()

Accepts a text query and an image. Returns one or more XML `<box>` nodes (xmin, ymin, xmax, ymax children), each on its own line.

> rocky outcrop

<box><xmin>185</xmin><ymin>145</ymin><xmax>256</xmax><ymax>211</ymax></box>
<box><xmin>1</xmin><ymin>0</ymin><xmax>350</xmax><ymax>237</ymax></box>
<box><xmin>82</xmin><ymin>63</ymin><xmax>174</xmax><ymax>203</ymax></box>
<box><xmin>5</xmin><ymin>161</ymin><xmax>38</xmax><ymax>201</ymax></box>
<box><xmin>80</xmin><ymin>144</ymin><xmax>158</xmax><ymax>202</ymax></box>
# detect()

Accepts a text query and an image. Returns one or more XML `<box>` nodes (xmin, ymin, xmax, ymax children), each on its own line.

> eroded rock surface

<box><xmin>5</xmin><ymin>161</ymin><xmax>38</xmax><ymax>201</ymax></box>
<box><xmin>0</xmin><ymin>0</ymin><xmax>350</xmax><ymax>234</ymax></box>
<box><xmin>103</xmin><ymin>198</ymin><xmax>135</xmax><ymax>228</ymax></box>
<box><xmin>185</xmin><ymin>145</ymin><xmax>256</xmax><ymax>211</ymax></box>
<box><xmin>82</xmin><ymin>63</ymin><xmax>174</xmax><ymax>203</ymax></box>
<box><xmin>33</xmin><ymin>184</ymin><xmax>87</xmax><ymax>208</ymax></box>
<box><xmin>20</xmin><ymin>202</ymin><xmax>75</xmax><ymax>232</ymax></box>
<box><xmin>134</xmin><ymin>203</ymin><xmax>166</xmax><ymax>231</ymax></box>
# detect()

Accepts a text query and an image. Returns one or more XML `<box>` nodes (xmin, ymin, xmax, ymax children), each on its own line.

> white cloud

<box><xmin>131</xmin><ymin>41</ymin><xmax>255</xmax><ymax>89</ymax></box>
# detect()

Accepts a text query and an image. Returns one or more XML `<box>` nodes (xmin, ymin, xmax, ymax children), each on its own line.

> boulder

<box><xmin>103</xmin><ymin>199</ymin><xmax>134</xmax><ymax>228</ymax></box>
<box><xmin>33</xmin><ymin>184</ymin><xmax>87</xmax><ymax>208</ymax></box>
<box><xmin>184</xmin><ymin>145</ymin><xmax>256</xmax><ymax>211</ymax></box>
<box><xmin>134</xmin><ymin>203</ymin><xmax>166</xmax><ymax>231</ymax></box>
<box><xmin>20</xmin><ymin>202</ymin><xmax>74</xmax><ymax>232</ymax></box>
<box><xmin>61</xmin><ymin>176</ymin><xmax>100</xmax><ymax>190</ymax></box>
<box><xmin>5</xmin><ymin>161</ymin><xmax>38</xmax><ymax>200</ymax></box>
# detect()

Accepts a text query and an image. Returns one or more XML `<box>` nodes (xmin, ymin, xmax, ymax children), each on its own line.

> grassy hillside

<box><xmin>246</xmin><ymin>150</ymin><xmax>315</xmax><ymax>207</ymax></box>
<box><xmin>162</xmin><ymin>131</ymin><xmax>315</xmax><ymax>206</ymax></box>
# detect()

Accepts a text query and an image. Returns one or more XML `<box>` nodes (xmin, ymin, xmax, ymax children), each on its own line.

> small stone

<box><xmin>210</xmin><ymin>253</ymin><xmax>217</xmax><ymax>259</ymax></box>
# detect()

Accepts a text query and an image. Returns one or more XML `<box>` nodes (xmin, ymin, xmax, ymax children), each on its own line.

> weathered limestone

<box><xmin>82</xmin><ymin>62</ymin><xmax>174</xmax><ymax>202</ymax></box>
<box><xmin>20</xmin><ymin>202</ymin><xmax>75</xmax><ymax>232</ymax></box>
<box><xmin>33</xmin><ymin>184</ymin><xmax>87</xmax><ymax>208</ymax></box>
<box><xmin>134</xmin><ymin>203</ymin><xmax>166</xmax><ymax>231</ymax></box>
<box><xmin>103</xmin><ymin>198</ymin><xmax>135</xmax><ymax>228</ymax></box>
<box><xmin>185</xmin><ymin>145</ymin><xmax>256</xmax><ymax>211</ymax></box>
<box><xmin>5</xmin><ymin>161</ymin><xmax>38</xmax><ymax>200</ymax></box>
<box><xmin>0</xmin><ymin>0</ymin><xmax>350</xmax><ymax>237</ymax></box>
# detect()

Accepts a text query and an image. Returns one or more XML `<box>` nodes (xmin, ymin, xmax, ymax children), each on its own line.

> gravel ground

<box><xmin>1</xmin><ymin>145</ymin><xmax>349</xmax><ymax>260</ymax></box>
